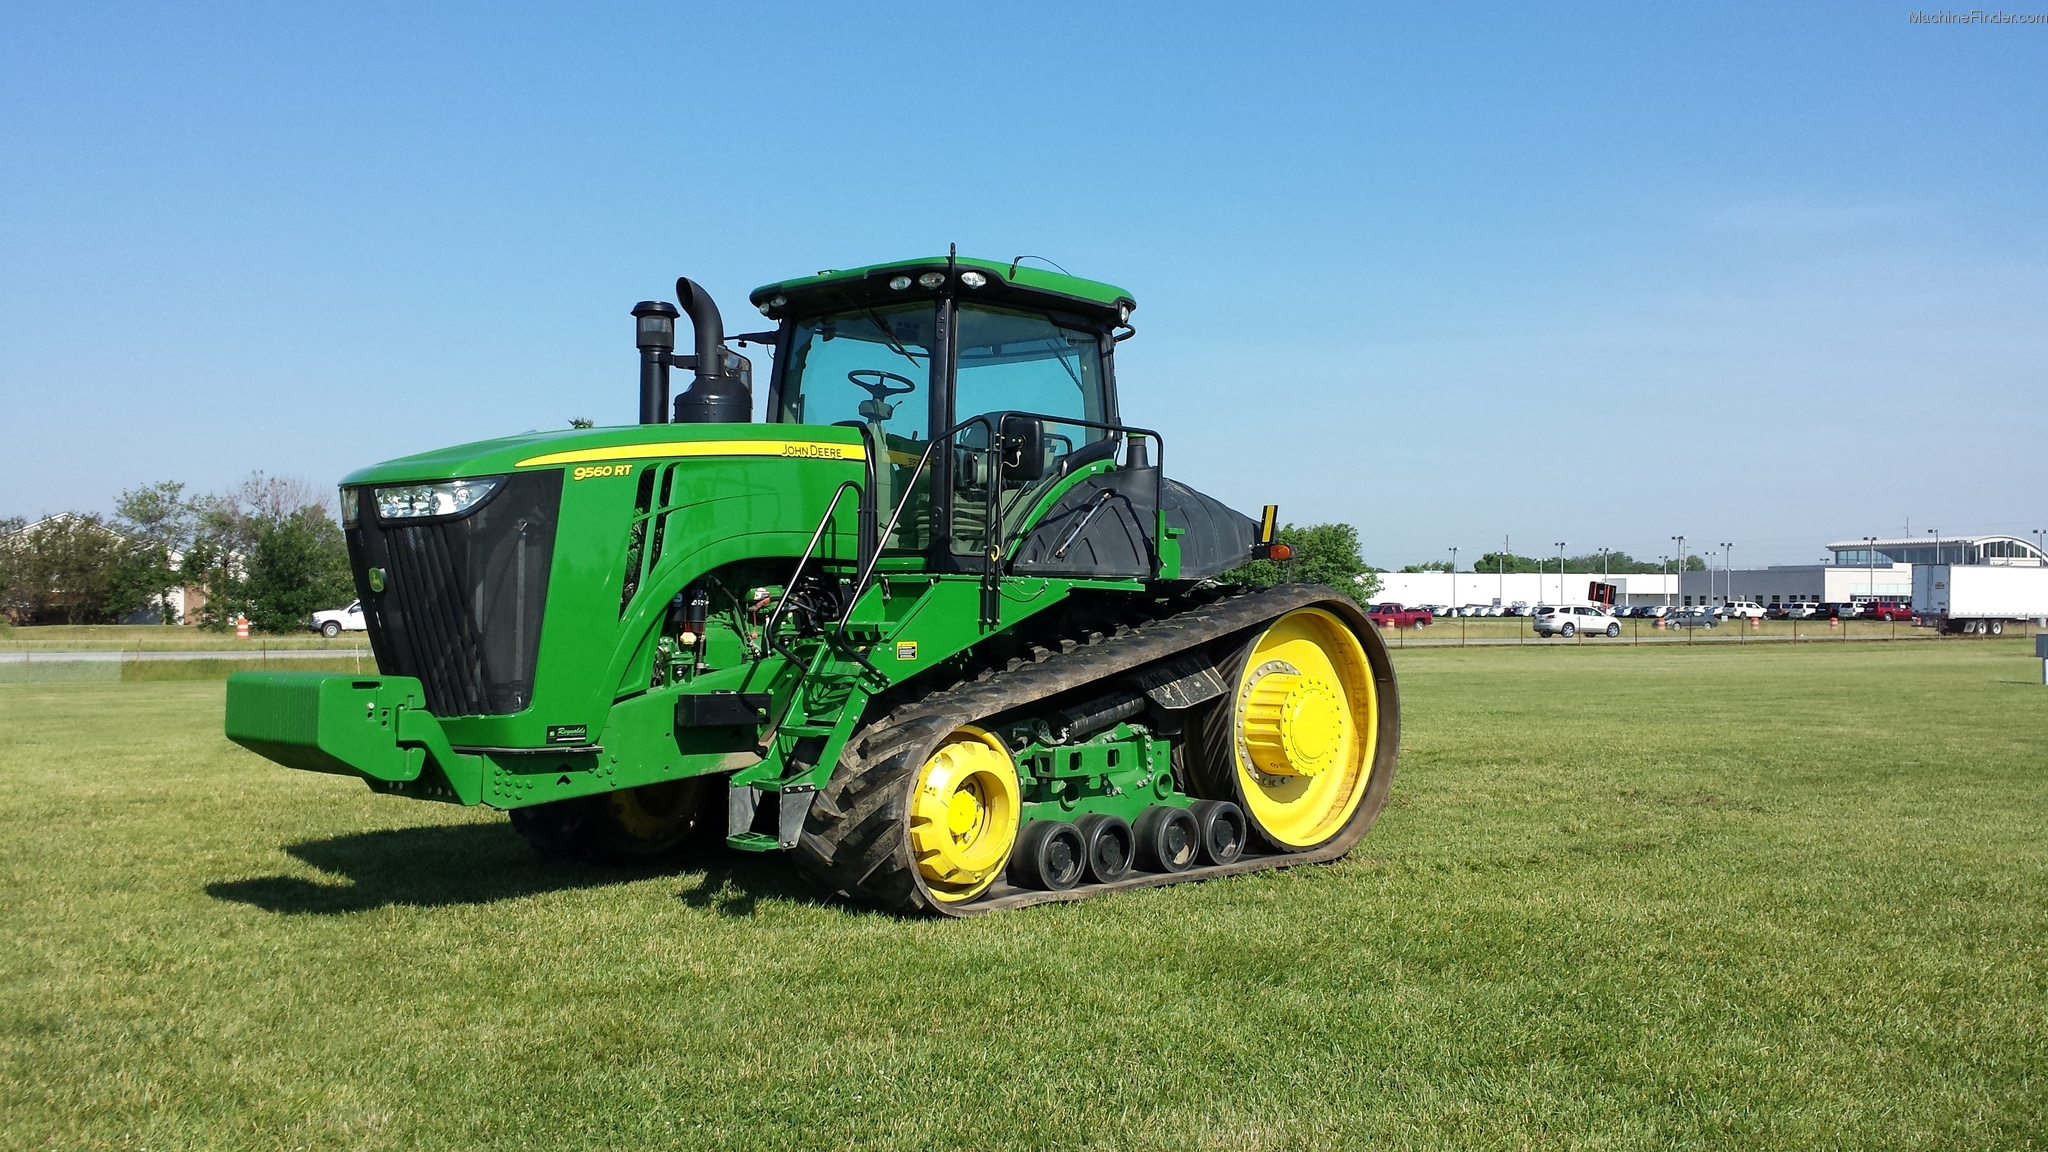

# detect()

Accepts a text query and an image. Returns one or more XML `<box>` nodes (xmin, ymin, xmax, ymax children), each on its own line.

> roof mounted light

<box><xmin>959</xmin><ymin>270</ymin><xmax>987</xmax><ymax>288</ymax></box>
<box><xmin>887</xmin><ymin>275</ymin><xmax>913</xmax><ymax>290</ymax></box>
<box><xmin>917</xmin><ymin>272</ymin><xmax>945</xmax><ymax>289</ymax></box>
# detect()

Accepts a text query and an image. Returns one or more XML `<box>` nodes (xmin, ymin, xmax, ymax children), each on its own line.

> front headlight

<box><xmin>373</xmin><ymin>476</ymin><xmax>504</xmax><ymax>520</ymax></box>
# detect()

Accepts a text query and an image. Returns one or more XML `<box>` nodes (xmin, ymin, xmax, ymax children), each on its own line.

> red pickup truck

<box><xmin>1367</xmin><ymin>602</ymin><xmax>1432</xmax><ymax>630</ymax></box>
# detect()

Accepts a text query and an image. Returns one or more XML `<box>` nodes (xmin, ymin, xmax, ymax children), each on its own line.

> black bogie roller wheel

<box><xmin>1075</xmin><ymin>813</ymin><xmax>1134</xmax><ymax>884</ymax></box>
<box><xmin>1189</xmin><ymin>799</ymin><xmax>1246</xmax><ymax>866</ymax></box>
<box><xmin>1011</xmin><ymin>820</ymin><xmax>1087</xmax><ymax>891</ymax></box>
<box><xmin>1135</xmin><ymin>806</ymin><xmax>1200</xmax><ymax>873</ymax></box>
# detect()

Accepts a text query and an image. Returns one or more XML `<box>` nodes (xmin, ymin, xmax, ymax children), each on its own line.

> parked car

<box><xmin>1366</xmin><ymin>602</ymin><xmax>1433</xmax><ymax>630</ymax></box>
<box><xmin>310</xmin><ymin>600</ymin><xmax>366</xmax><ymax>638</ymax></box>
<box><xmin>1816</xmin><ymin>602</ymin><xmax>1861</xmax><ymax>619</ymax></box>
<box><xmin>1779</xmin><ymin>602</ymin><xmax>1819</xmax><ymax>619</ymax></box>
<box><xmin>1720</xmin><ymin>600</ymin><xmax>1767</xmax><ymax>620</ymax></box>
<box><xmin>1864</xmin><ymin>601</ymin><xmax>1914</xmax><ymax>621</ymax></box>
<box><xmin>1667</xmin><ymin>607</ymin><xmax>1718</xmax><ymax>629</ymax></box>
<box><xmin>1532</xmin><ymin>605</ymin><xmax>1624</xmax><ymax>638</ymax></box>
<box><xmin>1639</xmin><ymin>605</ymin><xmax>1673</xmax><ymax>619</ymax></box>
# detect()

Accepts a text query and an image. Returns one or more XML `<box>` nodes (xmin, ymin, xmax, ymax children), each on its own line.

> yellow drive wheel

<box><xmin>1201</xmin><ymin>607</ymin><xmax>1381</xmax><ymax>850</ymax></box>
<box><xmin>581</xmin><ymin>777</ymin><xmax>712</xmax><ymax>862</ymax></box>
<box><xmin>907</xmin><ymin>727</ymin><xmax>1021</xmax><ymax>904</ymax></box>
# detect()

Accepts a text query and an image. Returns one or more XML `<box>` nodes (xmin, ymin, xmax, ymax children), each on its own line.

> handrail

<box><xmin>832</xmin><ymin>411</ymin><xmax>1164</xmax><ymax>638</ymax></box>
<box><xmin>834</xmin><ymin>424</ymin><xmax>971</xmax><ymax>637</ymax></box>
<box><xmin>977</xmin><ymin>410</ymin><xmax>1164</xmax><ymax>567</ymax></box>
<box><xmin>763</xmin><ymin>479</ymin><xmax>864</xmax><ymax>643</ymax></box>
<box><xmin>753</xmin><ymin>478</ymin><xmax>868</xmax><ymax>751</ymax></box>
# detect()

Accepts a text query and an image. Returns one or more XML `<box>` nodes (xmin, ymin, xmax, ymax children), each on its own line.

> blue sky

<box><xmin>3</xmin><ymin>2</ymin><xmax>2042</xmax><ymax>567</ymax></box>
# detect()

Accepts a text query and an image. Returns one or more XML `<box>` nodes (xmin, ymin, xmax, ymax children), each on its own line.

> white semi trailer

<box><xmin>1913</xmin><ymin>565</ymin><xmax>2048</xmax><ymax>635</ymax></box>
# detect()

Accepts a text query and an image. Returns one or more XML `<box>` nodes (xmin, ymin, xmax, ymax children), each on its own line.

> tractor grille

<box><xmin>346</xmin><ymin>471</ymin><xmax>562</xmax><ymax>717</ymax></box>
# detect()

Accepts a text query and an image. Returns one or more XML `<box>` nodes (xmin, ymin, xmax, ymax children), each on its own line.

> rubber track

<box><xmin>791</xmin><ymin>584</ymin><xmax>1361</xmax><ymax>916</ymax></box>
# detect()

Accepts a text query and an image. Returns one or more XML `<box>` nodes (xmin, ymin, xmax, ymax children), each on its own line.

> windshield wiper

<box><xmin>861</xmin><ymin>308</ymin><xmax>927</xmax><ymax>370</ymax></box>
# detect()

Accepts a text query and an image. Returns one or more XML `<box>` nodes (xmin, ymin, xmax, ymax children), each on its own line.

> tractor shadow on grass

<box><xmin>205</xmin><ymin>822</ymin><xmax>826</xmax><ymax>916</ymax></box>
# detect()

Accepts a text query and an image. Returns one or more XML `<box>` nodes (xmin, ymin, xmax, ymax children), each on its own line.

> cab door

<box><xmin>945</xmin><ymin>304</ymin><xmax>1153</xmax><ymax>578</ymax></box>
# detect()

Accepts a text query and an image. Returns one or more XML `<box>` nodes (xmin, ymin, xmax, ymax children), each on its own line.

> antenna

<box><xmin>1007</xmin><ymin>254</ymin><xmax>1073</xmax><ymax>279</ymax></box>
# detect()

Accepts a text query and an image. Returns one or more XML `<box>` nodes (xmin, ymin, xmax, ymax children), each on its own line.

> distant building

<box><xmin>1370</xmin><ymin>534</ymin><xmax>2047</xmax><ymax>610</ymax></box>
<box><xmin>1674</xmin><ymin>535</ymin><xmax>2040</xmax><ymax>609</ymax></box>
<box><xmin>1370</xmin><ymin>570</ymin><xmax>1677</xmax><ymax>608</ymax></box>
<box><xmin>1825</xmin><ymin>534</ymin><xmax>2043</xmax><ymax>567</ymax></box>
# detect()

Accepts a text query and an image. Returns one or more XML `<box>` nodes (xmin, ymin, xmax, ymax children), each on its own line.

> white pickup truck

<box><xmin>310</xmin><ymin>600</ymin><xmax>366</xmax><ymax>638</ymax></box>
<box><xmin>1913</xmin><ymin>566</ymin><xmax>2048</xmax><ymax>635</ymax></box>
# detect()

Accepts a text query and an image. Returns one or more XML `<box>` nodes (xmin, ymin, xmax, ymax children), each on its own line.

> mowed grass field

<box><xmin>3</xmin><ymin>640</ymin><xmax>2044</xmax><ymax>1149</ymax></box>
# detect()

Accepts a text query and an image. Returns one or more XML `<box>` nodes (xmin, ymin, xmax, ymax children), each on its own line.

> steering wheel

<box><xmin>847</xmin><ymin>370</ymin><xmax>917</xmax><ymax>402</ymax></box>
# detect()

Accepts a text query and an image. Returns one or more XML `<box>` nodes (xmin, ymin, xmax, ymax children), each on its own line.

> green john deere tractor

<box><xmin>225</xmin><ymin>255</ymin><xmax>1399</xmax><ymax>914</ymax></box>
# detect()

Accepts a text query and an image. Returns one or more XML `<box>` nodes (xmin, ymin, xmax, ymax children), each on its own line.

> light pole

<box><xmin>1600</xmin><ymin>546</ymin><xmax>1611</xmax><ymax>609</ymax></box>
<box><xmin>1672</xmin><ymin>535</ymin><xmax>1687</xmax><ymax>606</ymax></box>
<box><xmin>2034</xmin><ymin>528</ymin><xmax>2045</xmax><ymax>566</ymax></box>
<box><xmin>1500</xmin><ymin>535</ymin><xmax>1508</xmax><ymax>608</ymax></box>
<box><xmin>1660</xmin><ymin>556</ymin><xmax>1670</xmax><ymax>607</ymax></box>
<box><xmin>1556</xmin><ymin>542</ymin><xmax>1567</xmax><ymax>604</ymax></box>
<box><xmin>1720</xmin><ymin>542</ymin><xmax>1734</xmax><ymax>606</ymax></box>
<box><xmin>1864</xmin><ymin>535</ymin><xmax>1878</xmax><ymax>602</ymax></box>
<box><xmin>1929</xmin><ymin>528</ymin><xmax>1940</xmax><ymax>570</ymax></box>
<box><xmin>1448</xmin><ymin>547</ymin><xmax>1458</xmax><ymax>610</ymax></box>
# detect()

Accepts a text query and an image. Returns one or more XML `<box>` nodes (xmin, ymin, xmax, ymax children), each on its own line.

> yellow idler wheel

<box><xmin>907</xmin><ymin>727</ymin><xmax>1022</xmax><ymax>904</ymax></box>
<box><xmin>1212</xmin><ymin>607</ymin><xmax>1381</xmax><ymax>850</ymax></box>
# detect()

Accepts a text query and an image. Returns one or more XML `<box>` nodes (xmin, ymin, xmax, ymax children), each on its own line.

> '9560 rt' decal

<box><xmin>571</xmin><ymin>464</ymin><xmax>634</xmax><ymax>481</ymax></box>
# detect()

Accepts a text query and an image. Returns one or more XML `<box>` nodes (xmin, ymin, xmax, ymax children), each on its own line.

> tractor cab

<box><xmin>748</xmin><ymin>257</ymin><xmax>1247</xmax><ymax>581</ymax></box>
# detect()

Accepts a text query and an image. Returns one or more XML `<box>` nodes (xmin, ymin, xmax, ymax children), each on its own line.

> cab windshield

<box><xmin>777</xmin><ymin>303</ymin><xmax>934</xmax><ymax>443</ymax></box>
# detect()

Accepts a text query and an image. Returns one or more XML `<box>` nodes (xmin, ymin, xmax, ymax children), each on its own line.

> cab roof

<box><xmin>750</xmin><ymin>256</ymin><xmax>1135</xmax><ymax>326</ymax></box>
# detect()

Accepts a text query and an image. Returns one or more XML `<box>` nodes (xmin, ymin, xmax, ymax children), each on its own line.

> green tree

<box><xmin>182</xmin><ymin>472</ymin><xmax>343</xmax><ymax>632</ymax></box>
<box><xmin>244</xmin><ymin>506</ymin><xmax>353</xmax><ymax>634</ymax></box>
<box><xmin>0</xmin><ymin>514</ymin><xmax>130</xmax><ymax>624</ymax></box>
<box><xmin>1468</xmin><ymin>549</ymin><xmax>1703</xmax><ymax>575</ymax></box>
<box><xmin>113</xmin><ymin>481</ymin><xmax>198</xmax><ymax>624</ymax></box>
<box><xmin>1220</xmin><ymin>522</ymin><xmax>1380</xmax><ymax>603</ymax></box>
<box><xmin>0</xmin><ymin>518</ymin><xmax>25</xmax><ymax>620</ymax></box>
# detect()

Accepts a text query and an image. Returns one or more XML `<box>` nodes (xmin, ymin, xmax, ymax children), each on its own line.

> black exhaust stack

<box><xmin>628</xmin><ymin>277</ymin><xmax>754</xmax><ymax>425</ymax></box>
<box><xmin>631</xmin><ymin>300</ymin><xmax>679</xmax><ymax>425</ymax></box>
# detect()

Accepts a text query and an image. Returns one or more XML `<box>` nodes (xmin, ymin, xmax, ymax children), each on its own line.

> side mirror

<box><xmin>1000</xmin><ymin>415</ymin><xmax>1045</xmax><ymax>482</ymax></box>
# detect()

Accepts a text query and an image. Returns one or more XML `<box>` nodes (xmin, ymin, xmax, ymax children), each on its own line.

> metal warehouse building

<box><xmin>1681</xmin><ymin>534</ymin><xmax>2045</xmax><ymax>609</ymax></box>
